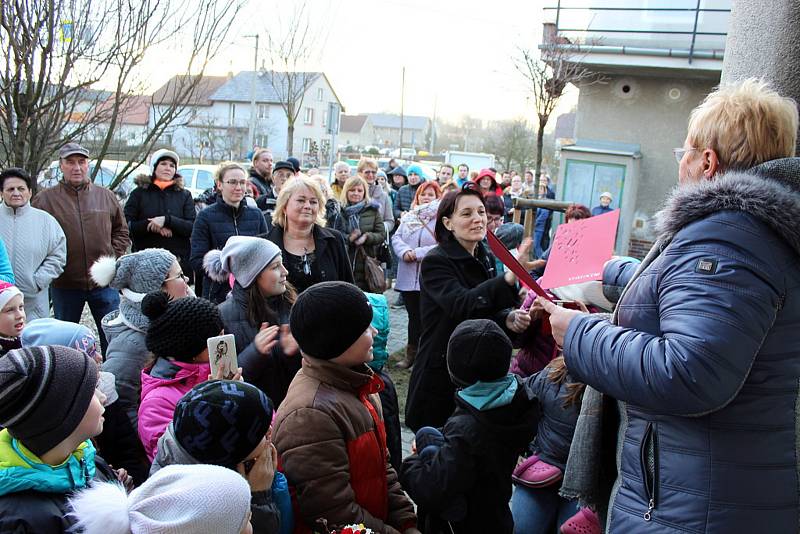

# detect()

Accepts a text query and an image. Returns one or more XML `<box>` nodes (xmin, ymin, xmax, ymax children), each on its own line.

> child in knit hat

<box><xmin>0</xmin><ymin>345</ymin><xmax>119</xmax><ymax>533</ymax></box>
<box><xmin>204</xmin><ymin>235</ymin><xmax>299</xmax><ymax>408</ymax></box>
<box><xmin>21</xmin><ymin>318</ymin><xmax>149</xmax><ymax>486</ymax></box>
<box><xmin>152</xmin><ymin>379</ymin><xmax>294</xmax><ymax>534</ymax></box>
<box><xmin>274</xmin><ymin>281</ymin><xmax>418</xmax><ymax>533</ymax></box>
<box><xmin>400</xmin><ymin>319</ymin><xmax>539</xmax><ymax>534</ymax></box>
<box><xmin>137</xmin><ymin>291</ymin><xmax>225</xmax><ymax>461</ymax></box>
<box><xmin>69</xmin><ymin>463</ymin><xmax>253</xmax><ymax>534</ymax></box>
<box><xmin>91</xmin><ymin>249</ymin><xmax>187</xmax><ymax>433</ymax></box>
<box><xmin>0</xmin><ymin>281</ymin><xmax>25</xmax><ymax>355</ymax></box>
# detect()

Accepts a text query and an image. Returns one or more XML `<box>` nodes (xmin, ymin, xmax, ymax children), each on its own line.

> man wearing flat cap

<box><xmin>32</xmin><ymin>142</ymin><xmax>130</xmax><ymax>354</ymax></box>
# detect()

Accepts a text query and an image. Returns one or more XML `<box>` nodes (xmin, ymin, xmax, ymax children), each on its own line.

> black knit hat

<box><xmin>447</xmin><ymin>319</ymin><xmax>513</xmax><ymax>388</ymax></box>
<box><xmin>142</xmin><ymin>292</ymin><xmax>224</xmax><ymax>361</ymax></box>
<box><xmin>173</xmin><ymin>380</ymin><xmax>273</xmax><ymax>468</ymax></box>
<box><xmin>0</xmin><ymin>346</ymin><xmax>98</xmax><ymax>456</ymax></box>
<box><xmin>290</xmin><ymin>281</ymin><xmax>372</xmax><ymax>360</ymax></box>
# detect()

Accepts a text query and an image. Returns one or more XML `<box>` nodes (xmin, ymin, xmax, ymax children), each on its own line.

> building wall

<box><xmin>574</xmin><ymin>74</ymin><xmax>718</xmax><ymax>244</ymax></box>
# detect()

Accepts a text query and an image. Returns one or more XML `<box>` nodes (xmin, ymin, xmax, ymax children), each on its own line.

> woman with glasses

<box><xmin>88</xmin><ymin>248</ymin><xmax>192</xmax><ymax>482</ymax></box>
<box><xmin>124</xmin><ymin>149</ymin><xmax>196</xmax><ymax>284</ymax></box>
<box><xmin>339</xmin><ymin>175</ymin><xmax>386</xmax><ymax>292</ymax></box>
<box><xmin>265</xmin><ymin>175</ymin><xmax>353</xmax><ymax>294</ymax></box>
<box><xmin>190</xmin><ymin>162</ymin><xmax>268</xmax><ymax>304</ymax></box>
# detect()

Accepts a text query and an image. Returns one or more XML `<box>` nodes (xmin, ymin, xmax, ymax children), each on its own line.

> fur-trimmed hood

<box><xmin>654</xmin><ymin>157</ymin><xmax>800</xmax><ymax>256</ymax></box>
<box><xmin>134</xmin><ymin>173</ymin><xmax>185</xmax><ymax>191</ymax></box>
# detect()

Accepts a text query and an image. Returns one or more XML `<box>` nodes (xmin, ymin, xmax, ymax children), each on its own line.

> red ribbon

<box><xmin>487</xmin><ymin>231</ymin><xmax>552</xmax><ymax>301</ymax></box>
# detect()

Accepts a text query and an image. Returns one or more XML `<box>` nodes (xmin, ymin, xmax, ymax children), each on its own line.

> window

<box><xmin>322</xmin><ymin>110</ymin><xmax>328</xmax><ymax>128</ymax></box>
<box><xmin>256</xmin><ymin>134</ymin><xmax>268</xmax><ymax>147</ymax></box>
<box><xmin>303</xmin><ymin>107</ymin><xmax>314</xmax><ymax>125</ymax></box>
<box><xmin>228</xmin><ymin>103</ymin><xmax>236</xmax><ymax>126</ymax></box>
<box><xmin>561</xmin><ymin>160</ymin><xmax>625</xmax><ymax>212</ymax></box>
<box><xmin>317</xmin><ymin>88</ymin><xmax>323</xmax><ymax>102</ymax></box>
<box><xmin>257</xmin><ymin>104</ymin><xmax>269</xmax><ymax>119</ymax></box>
<box><xmin>195</xmin><ymin>170</ymin><xmax>215</xmax><ymax>191</ymax></box>
<box><xmin>302</xmin><ymin>138</ymin><xmax>312</xmax><ymax>153</ymax></box>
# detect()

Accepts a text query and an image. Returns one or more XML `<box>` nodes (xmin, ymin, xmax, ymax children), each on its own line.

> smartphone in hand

<box><xmin>207</xmin><ymin>334</ymin><xmax>238</xmax><ymax>380</ymax></box>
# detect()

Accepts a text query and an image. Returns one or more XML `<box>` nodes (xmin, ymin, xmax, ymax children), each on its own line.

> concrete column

<box><xmin>721</xmin><ymin>0</ymin><xmax>800</xmax><ymax>151</ymax></box>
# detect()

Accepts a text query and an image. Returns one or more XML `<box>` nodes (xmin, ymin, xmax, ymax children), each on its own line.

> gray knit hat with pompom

<box><xmin>203</xmin><ymin>236</ymin><xmax>281</xmax><ymax>289</ymax></box>
<box><xmin>90</xmin><ymin>249</ymin><xmax>176</xmax><ymax>331</ymax></box>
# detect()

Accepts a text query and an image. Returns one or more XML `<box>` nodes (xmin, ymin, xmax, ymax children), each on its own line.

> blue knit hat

<box><xmin>22</xmin><ymin>318</ymin><xmax>98</xmax><ymax>362</ymax></box>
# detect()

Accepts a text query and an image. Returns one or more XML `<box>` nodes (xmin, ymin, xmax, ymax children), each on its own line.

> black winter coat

<box><xmin>124</xmin><ymin>174</ymin><xmax>195</xmax><ymax>269</ymax></box>
<box><xmin>523</xmin><ymin>369</ymin><xmax>581</xmax><ymax>471</ymax></box>
<box><xmin>0</xmin><ymin>455</ymin><xmax>116</xmax><ymax>534</ymax></box>
<box><xmin>405</xmin><ymin>237</ymin><xmax>518</xmax><ymax>431</ymax></box>
<box><xmin>264</xmin><ymin>224</ymin><xmax>354</xmax><ymax>294</ymax></box>
<box><xmin>401</xmin><ymin>385</ymin><xmax>539</xmax><ymax>533</ymax></box>
<box><xmin>218</xmin><ymin>283</ymin><xmax>299</xmax><ymax>408</ymax></box>
<box><xmin>190</xmin><ymin>196</ymin><xmax>268</xmax><ymax>303</ymax></box>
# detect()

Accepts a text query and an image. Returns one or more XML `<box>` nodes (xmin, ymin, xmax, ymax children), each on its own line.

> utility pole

<box><xmin>244</xmin><ymin>34</ymin><xmax>259</xmax><ymax>152</ymax></box>
<box><xmin>399</xmin><ymin>66</ymin><xmax>405</xmax><ymax>156</ymax></box>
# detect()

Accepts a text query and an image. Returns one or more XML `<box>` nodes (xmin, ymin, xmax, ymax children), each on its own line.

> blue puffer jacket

<box><xmin>564</xmin><ymin>159</ymin><xmax>800</xmax><ymax>533</ymax></box>
<box><xmin>190</xmin><ymin>195</ymin><xmax>267</xmax><ymax>303</ymax></box>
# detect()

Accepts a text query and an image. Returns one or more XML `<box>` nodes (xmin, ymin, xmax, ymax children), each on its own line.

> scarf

<box><xmin>398</xmin><ymin>199</ymin><xmax>440</xmax><ymax>241</ymax></box>
<box><xmin>457</xmin><ymin>374</ymin><xmax>518</xmax><ymax>411</ymax></box>
<box><xmin>153</xmin><ymin>178</ymin><xmax>175</xmax><ymax>191</ymax></box>
<box><xmin>343</xmin><ymin>201</ymin><xmax>367</xmax><ymax>234</ymax></box>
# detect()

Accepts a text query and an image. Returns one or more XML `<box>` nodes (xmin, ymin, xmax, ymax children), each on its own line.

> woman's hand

<box><xmin>158</xmin><ymin>227</ymin><xmax>173</xmax><ymax>238</ymax></box>
<box><xmin>279</xmin><ymin>325</ymin><xmax>299</xmax><ymax>356</ymax></box>
<box><xmin>355</xmin><ymin>234</ymin><xmax>367</xmax><ymax>246</ymax></box>
<box><xmin>503</xmin><ymin>269</ymin><xmax>518</xmax><ymax>286</ymax></box>
<box><xmin>537</xmin><ymin>297</ymin><xmax>587</xmax><ymax>347</ymax></box>
<box><xmin>403</xmin><ymin>250</ymin><xmax>417</xmax><ymax>262</ymax></box>
<box><xmin>147</xmin><ymin>216</ymin><xmax>166</xmax><ymax>233</ymax></box>
<box><xmin>254</xmin><ymin>323</ymin><xmax>280</xmax><ymax>355</ymax></box>
<box><xmin>506</xmin><ymin>309</ymin><xmax>532</xmax><ymax>333</ymax></box>
<box><xmin>348</xmin><ymin>229</ymin><xmax>362</xmax><ymax>242</ymax></box>
<box><xmin>209</xmin><ymin>363</ymin><xmax>243</xmax><ymax>382</ymax></box>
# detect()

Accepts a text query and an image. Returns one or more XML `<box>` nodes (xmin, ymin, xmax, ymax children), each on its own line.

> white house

<box><xmin>150</xmin><ymin>71</ymin><xmax>344</xmax><ymax>163</ymax></box>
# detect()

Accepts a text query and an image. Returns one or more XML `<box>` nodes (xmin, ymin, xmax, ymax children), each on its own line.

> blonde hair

<box><xmin>687</xmin><ymin>78</ymin><xmax>798</xmax><ymax>171</ymax></box>
<box><xmin>356</xmin><ymin>157</ymin><xmax>378</xmax><ymax>174</ymax></box>
<box><xmin>214</xmin><ymin>161</ymin><xmax>247</xmax><ymax>184</ymax></box>
<box><xmin>251</xmin><ymin>148</ymin><xmax>272</xmax><ymax>164</ymax></box>
<box><xmin>340</xmin><ymin>175</ymin><xmax>369</xmax><ymax>205</ymax></box>
<box><xmin>272</xmin><ymin>175</ymin><xmax>327</xmax><ymax>228</ymax></box>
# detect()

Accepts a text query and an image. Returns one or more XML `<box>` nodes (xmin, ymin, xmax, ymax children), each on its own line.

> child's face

<box><xmin>0</xmin><ymin>294</ymin><xmax>25</xmax><ymax>338</ymax></box>
<box><xmin>330</xmin><ymin>326</ymin><xmax>376</xmax><ymax>367</ymax></box>
<box><xmin>76</xmin><ymin>390</ymin><xmax>106</xmax><ymax>440</ymax></box>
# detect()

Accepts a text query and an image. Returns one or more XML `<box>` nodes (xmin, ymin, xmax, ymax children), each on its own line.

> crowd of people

<box><xmin>1</xmin><ymin>78</ymin><xmax>799</xmax><ymax>534</ymax></box>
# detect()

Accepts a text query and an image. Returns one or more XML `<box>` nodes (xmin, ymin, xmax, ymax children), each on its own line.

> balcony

<box><xmin>542</xmin><ymin>1</ymin><xmax>730</xmax><ymax>79</ymax></box>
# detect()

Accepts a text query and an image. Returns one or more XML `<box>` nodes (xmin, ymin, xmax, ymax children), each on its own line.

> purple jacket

<box><xmin>138</xmin><ymin>358</ymin><xmax>210</xmax><ymax>461</ymax></box>
<box><xmin>391</xmin><ymin>202</ymin><xmax>438</xmax><ymax>292</ymax></box>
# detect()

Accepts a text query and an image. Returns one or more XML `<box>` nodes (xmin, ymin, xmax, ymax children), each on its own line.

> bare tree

<box><xmin>515</xmin><ymin>35</ymin><xmax>603</xmax><ymax>192</ymax></box>
<box><xmin>482</xmin><ymin>119</ymin><xmax>538</xmax><ymax>172</ymax></box>
<box><xmin>0</xmin><ymin>0</ymin><xmax>243</xmax><ymax>190</ymax></box>
<box><xmin>263</xmin><ymin>0</ymin><xmax>328</xmax><ymax>157</ymax></box>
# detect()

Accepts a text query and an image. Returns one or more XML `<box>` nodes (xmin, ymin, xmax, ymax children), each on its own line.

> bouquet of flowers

<box><xmin>317</xmin><ymin>520</ymin><xmax>373</xmax><ymax>534</ymax></box>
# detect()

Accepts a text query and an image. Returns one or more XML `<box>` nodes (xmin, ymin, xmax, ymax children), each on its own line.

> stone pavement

<box><xmin>383</xmin><ymin>288</ymin><xmax>416</xmax><ymax>458</ymax></box>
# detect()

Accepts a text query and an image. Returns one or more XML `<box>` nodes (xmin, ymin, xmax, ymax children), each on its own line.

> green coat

<box><xmin>345</xmin><ymin>205</ymin><xmax>386</xmax><ymax>291</ymax></box>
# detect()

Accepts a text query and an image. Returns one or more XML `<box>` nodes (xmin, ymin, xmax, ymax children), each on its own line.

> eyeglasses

<box><xmin>223</xmin><ymin>179</ymin><xmax>248</xmax><ymax>187</ymax></box>
<box><xmin>163</xmin><ymin>272</ymin><xmax>188</xmax><ymax>283</ymax></box>
<box><xmin>487</xmin><ymin>215</ymin><xmax>503</xmax><ymax>223</ymax></box>
<box><xmin>672</xmin><ymin>147</ymin><xmax>697</xmax><ymax>164</ymax></box>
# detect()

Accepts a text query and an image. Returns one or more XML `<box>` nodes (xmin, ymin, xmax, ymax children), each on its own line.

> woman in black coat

<box><xmin>124</xmin><ymin>149</ymin><xmax>195</xmax><ymax>278</ymax></box>
<box><xmin>263</xmin><ymin>175</ymin><xmax>353</xmax><ymax>293</ymax></box>
<box><xmin>404</xmin><ymin>185</ymin><xmax>529</xmax><ymax>432</ymax></box>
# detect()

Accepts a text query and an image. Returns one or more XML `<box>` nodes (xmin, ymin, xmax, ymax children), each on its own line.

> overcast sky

<box><xmin>138</xmin><ymin>0</ymin><xmax>576</xmax><ymax>124</ymax></box>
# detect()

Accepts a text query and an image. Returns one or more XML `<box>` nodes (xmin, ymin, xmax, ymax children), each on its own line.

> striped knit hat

<box><xmin>0</xmin><ymin>346</ymin><xmax>98</xmax><ymax>456</ymax></box>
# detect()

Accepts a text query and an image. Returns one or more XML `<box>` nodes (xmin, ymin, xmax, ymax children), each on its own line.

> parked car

<box><xmin>177</xmin><ymin>164</ymin><xmax>218</xmax><ymax>198</ymax></box>
<box><xmin>389</xmin><ymin>148</ymin><xmax>417</xmax><ymax>159</ymax></box>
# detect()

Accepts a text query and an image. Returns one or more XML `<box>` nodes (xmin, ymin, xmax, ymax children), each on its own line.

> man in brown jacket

<box><xmin>32</xmin><ymin>142</ymin><xmax>129</xmax><ymax>353</ymax></box>
<box><xmin>274</xmin><ymin>281</ymin><xmax>419</xmax><ymax>534</ymax></box>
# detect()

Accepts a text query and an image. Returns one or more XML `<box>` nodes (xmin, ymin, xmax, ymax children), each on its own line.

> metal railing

<box><xmin>544</xmin><ymin>1</ymin><xmax>730</xmax><ymax>64</ymax></box>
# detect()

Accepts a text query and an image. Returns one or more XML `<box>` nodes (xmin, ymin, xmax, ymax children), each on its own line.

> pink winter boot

<box><xmin>511</xmin><ymin>456</ymin><xmax>563</xmax><ymax>488</ymax></box>
<box><xmin>560</xmin><ymin>507</ymin><xmax>601</xmax><ymax>534</ymax></box>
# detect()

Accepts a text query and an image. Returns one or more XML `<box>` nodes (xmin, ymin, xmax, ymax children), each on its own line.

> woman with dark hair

<box><xmin>124</xmin><ymin>149</ymin><xmax>196</xmax><ymax>280</ymax></box>
<box><xmin>404</xmin><ymin>185</ymin><xmax>531</xmax><ymax>431</ymax></box>
<box><xmin>204</xmin><ymin>235</ymin><xmax>300</xmax><ymax>408</ymax></box>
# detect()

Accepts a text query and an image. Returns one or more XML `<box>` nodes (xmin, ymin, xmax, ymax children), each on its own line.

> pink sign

<box><xmin>539</xmin><ymin>209</ymin><xmax>620</xmax><ymax>290</ymax></box>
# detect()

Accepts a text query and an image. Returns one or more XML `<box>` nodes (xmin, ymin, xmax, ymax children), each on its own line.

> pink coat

<box><xmin>138</xmin><ymin>358</ymin><xmax>210</xmax><ymax>461</ymax></box>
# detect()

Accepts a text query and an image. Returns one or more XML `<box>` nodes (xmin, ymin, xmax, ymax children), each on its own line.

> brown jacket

<box><xmin>274</xmin><ymin>356</ymin><xmax>416</xmax><ymax>533</ymax></box>
<box><xmin>32</xmin><ymin>181</ymin><xmax>129</xmax><ymax>289</ymax></box>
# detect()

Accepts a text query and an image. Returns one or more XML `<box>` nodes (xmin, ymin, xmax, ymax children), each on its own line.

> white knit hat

<box><xmin>203</xmin><ymin>235</ymin><xmax>282</xmax><ymax>289</ymax></box>
<box><xmin>150</xmin><ymin>148</ymin><xmax>180</xmax><ymax>173</ymax></box>
<box><xmin>69</xmin><ymin>464</ymin><xmax>251</xmax><ymax>534</ymax></box>
<box><xmin>0</xmin><ymin>281</ymin><xmax>22</xmax><ymax>311</ymax></box>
